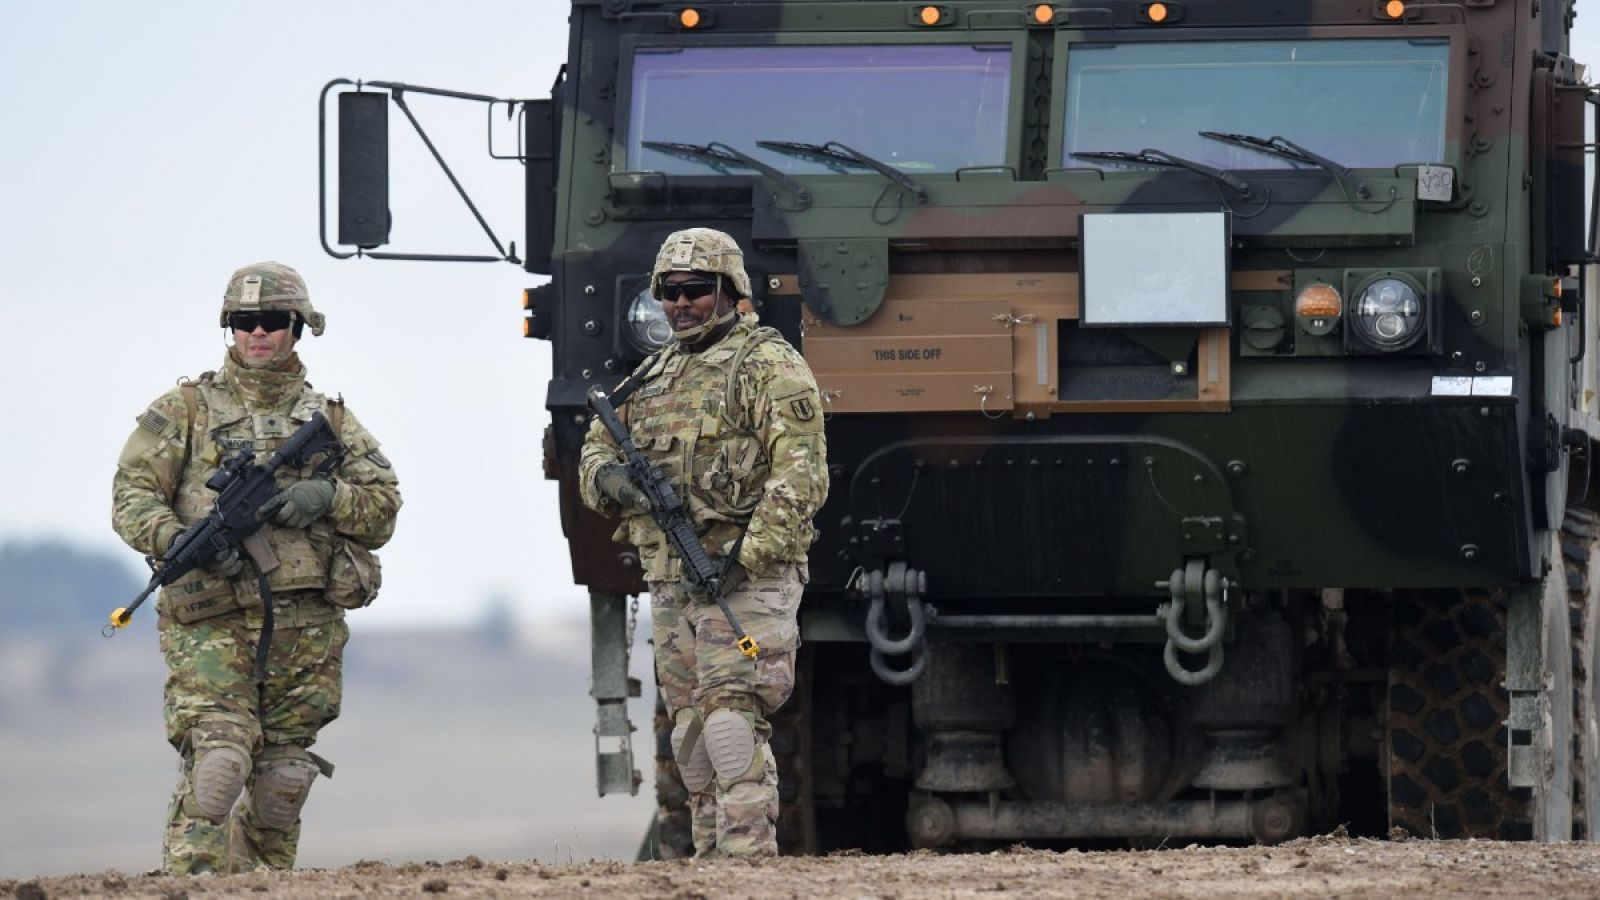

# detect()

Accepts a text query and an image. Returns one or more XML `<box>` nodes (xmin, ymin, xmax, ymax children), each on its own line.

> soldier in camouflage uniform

<box><xmin>111</xmin><ymin>262</ymin><xmax>402</xmax><ymax>874</ymax></box>
<box><xmin>580</xmin><ymin>228</ymin><xmax>828</xmax><ymax>858</ymax></box>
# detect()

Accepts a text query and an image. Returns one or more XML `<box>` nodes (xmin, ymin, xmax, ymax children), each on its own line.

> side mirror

<box><xmin>524</xmin><ymin>98</ymin><xmax>556</xmax><ymax>275</ymax></box>
<box><xmin>317</xmin><ymin>78</ymin><xmax>520</xmax><ymax>264</ymax></box>
<box><xmin>1588</xmin><ymin>87</ymin><xmax>1600</xmax><ymax>265</ymax></box>
<box><xmin>1537</xmin><ymin>64</ymin><xmax>1589</xmax><ymax>269</ymax></box>
<box><xmin>338</xmin><ymin>91</ymin><xmax>391</xmax><ymax>249</ymax></box>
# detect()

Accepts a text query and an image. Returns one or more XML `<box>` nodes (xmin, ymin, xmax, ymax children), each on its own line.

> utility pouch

<box><xmin>161</xmin><ymin>569</ymin><xmax>259</xmax><ymax>625</ymax></box>
<box><xmin>325</xmin><ymin>539</ymin><xmax>382</xmax><ymax>609</ymax></box>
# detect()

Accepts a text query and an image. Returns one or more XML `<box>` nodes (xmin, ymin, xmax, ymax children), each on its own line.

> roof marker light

<box><xmin>1384</xmin><ymin>0</ymin><xmax>1406</xmax><ymax>18</ymax></box>
<box><xmin>920</xmin><ymin>5</ymin><xmax>942</xmax><ymax>25</ymax></box>
<box><xmin>678</xmin><ymin>8</ymin><xmax>702</xmax><ymax>28</ymax></box>
<box><xmin>1147</xmin><ymin>2</ymin><xmax>1170</xmax><ymax>22</ymax></box>
<box><xmin>1032</xmin><ymin>4</ymin><xmax>1054</xmax><ymax>24</ymax></box>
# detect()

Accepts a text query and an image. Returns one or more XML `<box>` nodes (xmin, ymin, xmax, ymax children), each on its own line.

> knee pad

<box><xmin>703</xmin><ymin>708</ymin><xmax>763</xmax><ymax>787</ymax></box>
<box><xmin>185</xmin><ymin>739</ymin><xmax>251</xmax><ymax>824</ymax></box>
<box><xmin>671</xmin><ymin>709</ymin><xmax>714</xmax><ymax>794</ymax></box>
<box><xmin>250</xmin><ymin>745</ymin><xmax>321</xmax><ymax>830</ymax></box>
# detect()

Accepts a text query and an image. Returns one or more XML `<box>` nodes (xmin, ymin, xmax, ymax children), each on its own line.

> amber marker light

<box><xmin>522</xmin><ymin>317</ymin><xmax>534</xmax><ymax>338</ymax></box>
<box><xmin>1296</xmin><ymin>283</ymin><xmax>1342</xmax><ymax>318</ymax></box>
<box><xmin>678</xmin><ymin>7</ymin><xmax>702</xmax><ymax>28</ymax></box>
<box><xmin>522</xmin><ymin>289</ymin><xmax>534</xmax><ymax>310</ymax></box>
<box><xmin>920</xmin><ymin>5</ymin><xmax>942</xmax><ymax>24</ymax></box>
<box><xmin>1384</xmin><ymin>0</ymin><xmax>1406</xmax><ymax>18</ymax></box>
<box><xmin>1295</xmin><ymin>282</ymin><xmax>1343</xmax><ymax>336</ymax></box>
<box><xmin>1147</xmin><ymin>2</ymin><xmax>1170</xmax><ymax>22</ymax></box>
<box><xmin>1032</xmin><ymin>4</ymin><xmax>1054</xmax><ymax>24</ymax></box>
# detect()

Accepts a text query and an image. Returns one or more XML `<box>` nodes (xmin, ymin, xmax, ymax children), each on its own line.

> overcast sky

<box><xmin>0</xmin><ymin>1</ymin><xmax>573</xmax><ymax>629</ymax></box>
<box><xmin>3</xmin><ymin>4</ymin><xmax>1600</xmax><ymax>631</ymax></box>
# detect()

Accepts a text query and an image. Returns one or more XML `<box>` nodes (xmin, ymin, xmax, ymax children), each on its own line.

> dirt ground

<box><xmin>11</xmin><ymin>835</ymin><xmax>1600</xmax><ymax>899</ymax></box>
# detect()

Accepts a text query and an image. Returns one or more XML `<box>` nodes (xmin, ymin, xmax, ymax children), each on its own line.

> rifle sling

<box><xmin>251</xmin><ymin>559</ymin><xmax>275</xmax><ymax>685</ymax></box>
<box><xmin>607</xmin><ymin>348</ymin><xmax>666</xmax><ymax>408</ymax></box>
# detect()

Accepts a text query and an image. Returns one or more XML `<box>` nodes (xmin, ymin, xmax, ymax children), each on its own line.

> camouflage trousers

<box><xmin>158</xmin><ymin>605</ymin><xmax>347</xmax><ymax>875</ymax></box>
<box><xmin>650</xmin><ymin>563</ymin><xmax>803</xmax><ymax>858</ymax></box>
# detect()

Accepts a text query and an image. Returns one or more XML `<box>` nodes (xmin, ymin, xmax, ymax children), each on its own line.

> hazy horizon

<box><xmin>0</xmin><ymin>1</ymin><xmax>578</xmax><ymax>631</ymax></box>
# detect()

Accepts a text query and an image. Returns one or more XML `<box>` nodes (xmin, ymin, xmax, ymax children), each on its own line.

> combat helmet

<box><xmin>219</xmin><ymin>261</ymin><xmax>325</xmax><ymax>336</ymax></box>
<box><xmin>651</xmin><ymin>228</ymin><xmax>752</xmax><ymax>299</ymax></box>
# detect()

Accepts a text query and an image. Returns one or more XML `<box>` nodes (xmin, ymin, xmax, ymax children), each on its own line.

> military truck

<box><xmin>323</xmin><ymin>0</ymin><xmax>1600</xmax><ymax>852</ymax></box>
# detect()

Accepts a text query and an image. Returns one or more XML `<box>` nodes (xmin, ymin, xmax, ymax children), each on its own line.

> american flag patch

<box><xmin>137</xmin><ymin>408</ymin><xmax>170</xmax><ymax>434</ymax></box>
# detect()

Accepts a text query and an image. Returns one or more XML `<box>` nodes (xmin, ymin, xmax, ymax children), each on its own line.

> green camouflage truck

<box><xmin>324</xmin><ymin>0</ymin><xmax>1600</xmax><ymax>852</ymax></box>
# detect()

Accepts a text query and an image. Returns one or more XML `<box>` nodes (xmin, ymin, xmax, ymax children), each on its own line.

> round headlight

<box><xmin>625</xmin><ymin>286</ymin><xmax>672</xmax><ymax>352</ymax></box>
<box><xmin>1351</xmin><ymin>276</ymin><xmax>1424</xmax><ymax>350</ymax></box>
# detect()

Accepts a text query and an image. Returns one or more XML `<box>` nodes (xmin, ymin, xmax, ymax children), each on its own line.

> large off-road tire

<box><xmin>1387</xmin><ymin>589</ymin><xmax>1534</xmax><ymax>839</ymax></box>
<box><xmin>1387</xmin><ymin>532</ymin><xmax>1576</xmax><ymax>840</ymax></box>
<box><xmin>1564</xmin><ymin>506</ymin><xmax>1600</xmax><ymax>840</ymax></box>
<box><xmin>772</xmin><ymin>644</ymin><xmax>816</xmax><ymax>855</ymax></box>
<box><xmin>651</xmin><ymin>691</ymin><xmax>694</xmax><ymax>859</ymax></box>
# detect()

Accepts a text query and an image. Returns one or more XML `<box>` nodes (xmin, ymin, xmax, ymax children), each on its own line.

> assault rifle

<box><xmin>587</xmin><ymin>387</ymin><xmax>759</xmax><ymax>659</ymax></box>
<box><xmin>106</xmin><ymin>412</ymin><xmax>344</xmax><ymax>640</ymax></box>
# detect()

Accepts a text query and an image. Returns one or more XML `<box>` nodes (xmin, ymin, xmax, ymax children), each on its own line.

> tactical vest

<box><xmin>621</xmin><ymin>326</ymin><xmax>780</xmax><ymax>581</ymax></box>
<box><xmin>158</xmin><ymin>371</ymin><xmax>345</xmax><ymax>624</ymax></box>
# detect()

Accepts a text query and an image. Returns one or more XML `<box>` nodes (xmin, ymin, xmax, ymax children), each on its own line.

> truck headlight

<box><xmin>625</xmin><ymin>286</ymin><xmax>672</xmax><ymax>352</ymax></box>
<box><xmin>1350</xmin><ymin>275</ymin><xmax>1424</xmax><ymax>351</ymax></box>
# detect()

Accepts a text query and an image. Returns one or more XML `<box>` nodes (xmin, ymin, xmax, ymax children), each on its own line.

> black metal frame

<box><xmin>318</xmin><ymin>78</ymin><xmax>524</xmax><ymax>263</ymax></box>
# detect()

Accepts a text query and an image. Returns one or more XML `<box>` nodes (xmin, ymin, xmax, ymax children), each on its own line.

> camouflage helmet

<box><xmin>651</xmin><ymin>228</ymin><xmax>752</xmax><ymax>299</ymax></box>
<box><xmin>219</xmin><ymin>261</ymin><xmax>325</xmax><ymax>336</ymax></box>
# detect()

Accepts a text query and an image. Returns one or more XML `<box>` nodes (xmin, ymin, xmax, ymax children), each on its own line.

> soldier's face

<box><xmin>659</xmin><ymin>271</ymin><xmax>727</xmax><ymax>331</ymax></box>
<box><xmin>232</xmin><ymin>314</ymin><xmax>298</xmax><ymax>363</ymax></box>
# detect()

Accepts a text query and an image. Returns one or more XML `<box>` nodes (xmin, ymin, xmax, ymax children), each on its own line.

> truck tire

<box><xmin>1387</xmin><ymin>589</ymin><xmax>1535</xmax><ymax>838</ymax></box>
<box><xmin>1388</xmin><ymin>527</ymin><xmax>1579</xmax><ymax>840</ymax></box>
<box><xmin>1565</xmin><ymin>507</ymin><xmax>1600</xmax><ymax>840</ymax></box>
<box><xmin>652</xmin><ymin>691</ymin><xmax>694</xmax><ymax>859</ymax></box>
<box><xmin>771</xmin><ymin>644</ymin><xmax>816</xmax><ymax>855</ymax></box>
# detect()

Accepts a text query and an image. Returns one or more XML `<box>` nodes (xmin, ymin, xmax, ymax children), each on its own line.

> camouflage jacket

<box><xmin>111</xmin><ymin>355</ymin><xmax>402</xmax><ymax>625</ymax></box>
<box><xmin>579</xmin><ymin>314</ymin><xmax>829</xmax><ymax>582</ymax></box>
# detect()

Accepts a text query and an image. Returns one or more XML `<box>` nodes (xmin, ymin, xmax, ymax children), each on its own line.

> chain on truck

<box><xmin>322</xmin><ymin>0</ymin><xmax>1600</xmax><ymax>853</ymax></box>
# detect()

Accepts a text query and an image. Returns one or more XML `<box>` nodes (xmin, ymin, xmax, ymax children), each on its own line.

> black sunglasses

<box><xmin>656</xmin><ymin>279</ymin><xmax>719</xmax><ymax>303</ymax></box>
<box><xmin>228</xmin><ymin>311</ymin><xmax>294</xmax><ymax>333</ymax></box>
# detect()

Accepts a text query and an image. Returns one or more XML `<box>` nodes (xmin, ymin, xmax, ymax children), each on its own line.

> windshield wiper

<box><xmin>640</xmin><ymin>140</ymin><xmax>812</xmax><ymax>208</ymax></box>
<box><xmin>1199</xmin><ymin>131</ymin><xmax>1371</xmax><ymax>200</ymax></box>
<box><xmin>1072</xmin><ymin>149</ymin><xmax>1255</xmax><ymax>199</ymax></box>
<box><xmin>756</xmin><ymin>139</ymin><xmax>929</xmax><ymax>203</ymax></box>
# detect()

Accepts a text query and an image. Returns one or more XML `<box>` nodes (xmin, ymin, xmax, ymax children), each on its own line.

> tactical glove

<box><xmin>258</xmin><ymin>477</ymin><xmax>336</xmax><ymax>529</ymax></box>
<box><xmin>171</xmin><ymin>535</ymin><xmax>244</xmax><ymax>579</ymax></box>
<box><xmin>596</xmin><ymin>464</ymin><xmax>652</xmax><ymax>514</ymax></box>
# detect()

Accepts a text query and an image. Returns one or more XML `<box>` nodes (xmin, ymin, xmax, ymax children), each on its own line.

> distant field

<box><xmin>0</xmin><ymin>619</ymin><xmax>658</xmax><ymax>878</ymax></box>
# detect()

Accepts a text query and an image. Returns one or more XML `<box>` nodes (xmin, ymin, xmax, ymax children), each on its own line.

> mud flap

<box><xmin>591</xmin><ymin>591</ymin><xmax>641</xmax><ymax>796</ymax></box>
<box><xmin>1504</xmin><ymin>539</ymin><xmax>1575</xmax><ymax>840</ymax></box>
<box><xmin>1505</xmin><ymin>582</ymin><xmax>1545</xmax><ymax>790</ymax></box>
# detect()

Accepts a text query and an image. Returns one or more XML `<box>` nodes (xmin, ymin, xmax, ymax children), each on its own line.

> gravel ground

<box><xmin>11</xmin><ymin>835</ymin><xmax>1600</xmax><ymax>899</ymax></box>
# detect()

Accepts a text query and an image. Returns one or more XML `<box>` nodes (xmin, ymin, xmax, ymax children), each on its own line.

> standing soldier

<box><xmin>111</xmin><ymin>262</ymin><xmax>402</xmax><ymax>874</ymax></box>
<box><xmin>580</xmin><ymin>228</ymin><xmax>829</xmax><ymax>858</ymax></box>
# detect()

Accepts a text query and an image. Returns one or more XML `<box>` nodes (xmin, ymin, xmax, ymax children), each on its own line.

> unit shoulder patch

<box><xmin>772</xmin><ymin>389</ymin><xmax>824</xmax><ymax>433</ymax></box>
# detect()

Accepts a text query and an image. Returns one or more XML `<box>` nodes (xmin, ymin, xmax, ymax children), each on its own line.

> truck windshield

<box><xmin>1063</xmin><ymin>38</ymin><xmax>1449</xmax><ymax>170</ymax></box>
<box><xmin>627</xmin><ymin>44</ymin><xmax>1012</xmax><ymax>175</ymax></box>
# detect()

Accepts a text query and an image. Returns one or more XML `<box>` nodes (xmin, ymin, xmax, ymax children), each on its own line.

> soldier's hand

<box><xmin>597</xmin><ymin>464</ymin><xmax>652</xmax><ymax>514</ymax></box>
<box><xmin>258</xmin><ymin>477</ymin><xmax>336</xmax><ymax>529</ymax></box>
<box><xmin>178</xmin><ymin>537</ymin><xmax>243</xmax><ymax>579</ymax></box>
